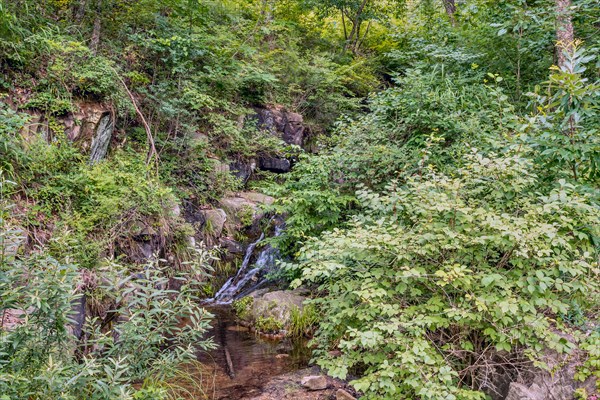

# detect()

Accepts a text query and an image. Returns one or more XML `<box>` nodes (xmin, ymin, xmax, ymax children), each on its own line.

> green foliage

<box><xmin>255</xmin><ymin>316</ymin><xmax>284</xmax><ymax>334</ymax></box>
<box><xmin>232</xmin><ymin>296</ymin><xmax>254</xmax><ymax>321</ymax></box>
<box><xmin>524</xmin><ymin>47</ymin><xmax>600</xmax><ymax>183</ymax></box>
<box><xmin>290</xmin><ymin>150</ymin><xmax>600</xmax><ymax>399</ymax></box>
<box><xmin>288</xmin><ymin>304</ymin><xmax>318</xmax><ymax>338</ymax></box>
<box><xmin>13</xmin><ymin>137</ymin><xmax>182</xmax><ymax>268</ymax></box>
<box><xmin>0</xmin><ymin>101</ymin><xmax>29</xmax><ymax>177</ymax></box>
<box><xmin>0</xmin><ymin>196</ymin><xmax>215</xmax><ymax>399</ymax></box>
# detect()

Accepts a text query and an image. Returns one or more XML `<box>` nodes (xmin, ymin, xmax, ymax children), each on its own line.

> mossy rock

<box><xmin>234</xmin><ymin>289</ymin><xmax>307</xmax><ymax>334</ymax></box>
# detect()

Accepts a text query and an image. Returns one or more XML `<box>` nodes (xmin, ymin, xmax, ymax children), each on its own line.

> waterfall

<box><xmin>210</xmin><ymin>224</ymin><xmax>283</xmax><ymax>303</ymax></box>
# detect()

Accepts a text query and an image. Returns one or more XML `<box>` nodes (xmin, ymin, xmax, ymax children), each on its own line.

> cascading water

<box><xmin>209</xmin><ymin>223</ymin><xmax>283</xmax><ymax>304</ymax></box>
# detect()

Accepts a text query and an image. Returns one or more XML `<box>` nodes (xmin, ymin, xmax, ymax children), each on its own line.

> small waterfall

<box><xmin>210</xmin><ymin>224</ymin><xmax>283</xmax><ymax>303</ymax></box>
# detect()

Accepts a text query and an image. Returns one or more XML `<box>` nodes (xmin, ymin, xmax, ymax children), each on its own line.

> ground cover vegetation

<box><xmin>0</xmin><ymin>0</ymin><xmax>599</xmax><ymax>399</ymax></box>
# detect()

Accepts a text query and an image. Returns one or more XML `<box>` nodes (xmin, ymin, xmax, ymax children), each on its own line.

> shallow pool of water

<box><xmin>183</xmin><ymin>306</ymin><xmax>310</xmax><ymax>399</ymax></box>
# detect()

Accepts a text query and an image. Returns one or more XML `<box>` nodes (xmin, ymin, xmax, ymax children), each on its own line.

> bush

<box><xmin>290</xmin><ymin>149</ymin><xmax>600</xmax><ymax>399</ymax></box>
<box><xmin>0</xmin><ymin>191</ymin><xmax>215</xmax><ymax>398</ymax></box>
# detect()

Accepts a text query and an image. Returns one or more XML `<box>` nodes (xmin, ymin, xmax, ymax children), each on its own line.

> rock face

<box><xmin>483</xmin><ymin>348</ymin><xmax>598</xmax><ymax>400</ymax></box>
<box><xmin>300</xmin><ymin>376</ymin><xmax>328</xmax><ymax>391</ymax></box>
<box><xmin>255</xmin><ymin>107</ymin><xmax>305</xmax><ymax>147</ymax></box>
<box><xmin>258</xmin><ymin>155</ymin><xmax>291</xmax><ymax>173</ymax></box>
<box><xmin>505</xmin><ymin>382</ymin><xmax>571</xmax><ymax>400</ymax></box>
<box><xmin>20</xmin><ymin>103</ymin><xmax>115</xmax><ymax>162</ymax></box>
<box><xmin>69</xmin><ymin>103</ymin><xmax>115</xmax><ymax>162</ymax></box>
<box><xmin>253</xmin><ymin>106</ymin><xmax>306</xmax><ymax>174</ymax></box>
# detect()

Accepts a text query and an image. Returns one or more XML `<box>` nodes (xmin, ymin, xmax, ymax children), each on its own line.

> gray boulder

<box><xmin>255</xmin><ymin>107</ymin><xmax>305</xmax><ymax>147</ymax></box>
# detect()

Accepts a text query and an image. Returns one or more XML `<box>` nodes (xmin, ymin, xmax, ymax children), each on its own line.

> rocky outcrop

<box><xmin>253</xmin><ymin>106</ymin><xmax>306</xmax><ymax>174</ymax></box>
<box><xmin>255</xmin><ymin>107</ymin><xmax>305</xmax><ymax>147</ymax></box>
<box><xmin>20</xmin><ymin>102</ymin><xmax>115</xmax><ymax>162</ymax></box>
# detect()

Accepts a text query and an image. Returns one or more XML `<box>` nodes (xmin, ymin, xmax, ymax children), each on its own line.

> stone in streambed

<box><xmin>300</xmin><ymin>375</ymin><xmax>328</xmax><ymax>391</ymax></box>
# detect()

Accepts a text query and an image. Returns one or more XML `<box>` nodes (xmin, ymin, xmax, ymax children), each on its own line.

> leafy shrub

<box><xmin>290</xmin><ymin>149</ymin><xmax>600</xmax><ymax>399</ymax></box>
<box><xmin>0</xmin><ymin>190</ymin><xmax>215</xmax><ymax>399</ymax></box>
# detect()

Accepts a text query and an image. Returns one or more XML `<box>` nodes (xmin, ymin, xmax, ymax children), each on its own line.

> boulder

<box><xmin>258</xmin><ymin>155</ymin><xmax>291</xmax><ymax>173</ymax></box>
<box><xmin>199</xmin><ymin>208</ymin><xmax>227</xmax><ymax>237</ymax></box>
<box><xmin>220</xmin><ymin>191</ymin><xmax>273</xmax><ymax>229</ymax></box>
<box><xmin>300</xmin><ymin>375</ymin><xmax>328</xmax><ymax>391</ymax></box>
<box><xmin>239</xmin><ymin>191</ymin><xmax>274</xmax><ymax>205</ymax></box>
<box><xmin>220</xmin><ymin>238</ymin><xmax>244</xmax><ymax>255</ymax></box>
<box><xmin>243</xmin><ymin>289</ymin><xmax>307</xmax><ymax>330</ymax></box>
<box><xmin>336</xmin><ymin>389</ymin><xmax>357</xmax><ymax>400</ymax></box>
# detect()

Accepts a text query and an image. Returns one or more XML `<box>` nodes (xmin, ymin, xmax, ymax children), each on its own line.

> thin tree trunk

<box><xmin>90</xmin><ymin>0</ymin><xmax>102</xmax><ymax>55</ymax></box>
<box><xmin>74</xmin><ymin>0</ymin><xmax>87</xmax><ymax>23</ymax></box>
<box><xmin>344</xmin><ymin>0</ymin><xmax>369</xmax><ymax>53</ymax></box>
<box><xmin>555</xmin><ymin>0</ymin><xmax>575</xmax><ymax>70</ymax></box>
<box><xmin>442</xmin><ymin>0</ymin><xmax>456</xmax><ymax>26</ymax></box>
<box><xmin>341</xmin><ymin>8</ymin><xmax>348</xmax><ymax>41</ymax></box>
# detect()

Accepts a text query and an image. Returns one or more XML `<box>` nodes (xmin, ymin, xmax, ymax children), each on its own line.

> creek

<box><xmin>187</xmin><ymin>223</ymin><xmax>310</xmax><ymax>399</ymax></box>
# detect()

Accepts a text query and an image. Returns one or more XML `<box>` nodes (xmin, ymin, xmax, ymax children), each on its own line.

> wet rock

<box><xmin>336</xmin><ymin>389</ymin><xmax>357</xmax><ymax>400</ymax></box>
<box><xmin>258</xmin><ymin>156</ymin><xmax>291</xmax><ymax>173</ymax></box>
<box><xmin>246</xmin><ymin>366</ymin><xmax>349</xmax><ymax>400</ymax></box>
<box><xmin>300</xmin><ymin>376</ymin><xmax>328</xmax><ymax>391</ymax></box>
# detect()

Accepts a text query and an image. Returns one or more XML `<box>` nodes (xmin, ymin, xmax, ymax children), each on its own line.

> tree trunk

<box><xmin>555</xmin><ymin>0</ymin><xmax>575</xmax><ymax>71</ymax></box>
<box><xmin>90</xmin><ymin>0</ymin><xmax>102</xmax><ymax>55</ymax></box>
<box><xmin>344</xmin><ymin>0</ymin><xmax>369</xmax><ymax>53</ymax></box>
<box><xmin>442</xmin><ymin>0</ymin><xmax>457</xmax><ymax>26</ymax></box>
<box><xmin>74</xmin><ymin>0</ymin><xmax>87</xmax><ymax>23</ymax></box>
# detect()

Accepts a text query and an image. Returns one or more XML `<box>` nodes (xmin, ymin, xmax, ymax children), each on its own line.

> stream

<box><xmin>184</xmin><ymin>223</ymin><xmax>310</xmax><ymax>399</ymax></box>
<box><xmin>191</xmin><ymin>306</ymin><xmax>310</xmax><ymax>399</ymax></box>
